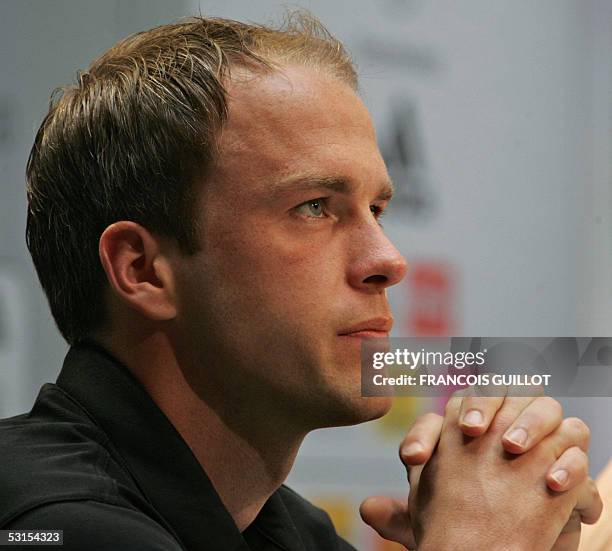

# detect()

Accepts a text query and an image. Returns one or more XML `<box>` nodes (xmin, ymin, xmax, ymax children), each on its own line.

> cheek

<box><xmin>212</xmin><ymin>227</ymin><xmax>340</xmax><ymax>298</ymax></box>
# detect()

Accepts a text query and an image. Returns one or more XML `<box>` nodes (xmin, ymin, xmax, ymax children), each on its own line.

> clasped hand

<box><xmin>361</xmin><ymin>388</ymin><xmax>603</xmax><ymax>551</ymax></box>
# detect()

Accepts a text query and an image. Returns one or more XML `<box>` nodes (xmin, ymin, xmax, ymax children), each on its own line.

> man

<box><xmin>1</xmin><ymin>12</ymin><xmax>601</xmax><ymax>550</ymax></box>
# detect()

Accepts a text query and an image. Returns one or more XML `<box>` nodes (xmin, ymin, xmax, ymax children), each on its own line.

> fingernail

<box><xmin>551</xmin><ymin>469</ymin><xmax>569</xmax><ymax>486</ymax></box>
<box><xmin>462</xmin><ymin>409</ymin><xmax>484</xmax><ymax>426</ymax></box>
<box><xmin>504</xmin><ymin>427</ymin><xmax>528</xmax><ymax>447</ymax></box>
<box><xmin>401</xmin><ymin>442</ymin><xmax>424</xmax><ymax>458</ymax></box>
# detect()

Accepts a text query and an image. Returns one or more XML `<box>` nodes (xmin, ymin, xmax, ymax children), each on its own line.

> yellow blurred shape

<box><xmin>374</xmin><ymin>397</ymin><xmax>425</xmax><ymax>436</ymax></box>
<box><xmin>311</xmin><ymin>497</ymin><xmax>353</xmax><ymax>541</ymax></box>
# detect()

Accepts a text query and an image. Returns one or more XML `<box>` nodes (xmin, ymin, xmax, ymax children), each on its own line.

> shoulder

<box><xmin>0</xmin><ymin>384</ymin><xmax>138</xmax><ymax>527</ymax></box>
<box><xmin>277</xmin><ymin>485</ymin><xmax>357</xmax><ymax>551</ymax></box>
<box><xmin>5</xmin><ymin>500</ymin><xmax>183</xmax><ymax>551</ymax></box>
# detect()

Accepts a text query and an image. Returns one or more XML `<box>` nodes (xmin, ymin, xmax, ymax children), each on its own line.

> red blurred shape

<box><xmin>405</xmin><ymin>261</ymin><xmax>456</xmax><ymax>336</ymax></box>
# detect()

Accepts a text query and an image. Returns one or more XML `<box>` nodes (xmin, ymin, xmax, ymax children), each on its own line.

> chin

<box><xmin>315</xmin><ymin>394</ymin><xmax>394</xmax><ymax>429</ymax></box>
<box><xmin>353</xmin><ymin>395</ymin><xmax>394</xmax><ymax>423</ymax></box>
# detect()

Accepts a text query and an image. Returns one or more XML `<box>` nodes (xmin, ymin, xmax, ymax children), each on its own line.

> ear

<box><xmin>98</xmin><ymin>221</ymin><xmax>177</xmax><ymax>321</ymax></box>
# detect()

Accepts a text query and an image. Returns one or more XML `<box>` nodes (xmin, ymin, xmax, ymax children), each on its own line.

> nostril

<box><xmin>363</xmin><ymin>274</ymin><xmax>387</xmax><ymax>284</ymax></box>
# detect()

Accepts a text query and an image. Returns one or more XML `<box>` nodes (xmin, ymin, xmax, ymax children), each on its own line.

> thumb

<box><xmin>359</xmin><ymin>496</ymin><xmax>415</xmax><ymax>549</ymax></box>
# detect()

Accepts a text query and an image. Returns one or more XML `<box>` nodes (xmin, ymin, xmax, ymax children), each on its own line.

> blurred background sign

<box><xmin>0</xmin><ymin>264</ymin><xmax>30</xmax><ymax>417</ymax></box>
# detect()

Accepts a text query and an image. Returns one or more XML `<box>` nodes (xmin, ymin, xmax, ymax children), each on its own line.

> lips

<box><xmin>338</xmin><ymin>316</ymin><xmax>393</xmax><ymax>337</ymax></box>
<box><xmin>341</xmin><ymin>330</ymin><xmax>389</xmax><ymax>338</ymax></box>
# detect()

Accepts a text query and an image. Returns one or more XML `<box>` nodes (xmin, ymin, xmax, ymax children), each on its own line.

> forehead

<box><xmin>210</xmin><ymin>65</ymin><xmax>384</xmax><ymax>194</ymax></box>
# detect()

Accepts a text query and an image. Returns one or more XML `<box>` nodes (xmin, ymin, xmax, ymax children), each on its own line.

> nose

<box><xmin>346</xmin><ymin>222</ymin><xmax>408</xmax><ymax>292</ymax></box>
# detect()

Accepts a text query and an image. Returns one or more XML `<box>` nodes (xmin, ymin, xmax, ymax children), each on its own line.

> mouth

<box><xmin>337</xmin><ymin>317</ymin><xmax>393</xmax><ymax>339</ymax></box>
<box><xmin>339</xmin><ymin>330</ymin><xmax>390</xmax><ymax>338</ymax></box>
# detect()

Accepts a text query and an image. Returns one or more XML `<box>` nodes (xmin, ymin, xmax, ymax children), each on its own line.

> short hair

<box><xmin>25</xmin><ymin>11</ymin><xmax>357</xmax><ymax>345</ymax></box>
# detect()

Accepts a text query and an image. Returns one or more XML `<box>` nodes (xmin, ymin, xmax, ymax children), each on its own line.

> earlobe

<box><xmin>98</xmin><ymin>221</ymin><xmax>177</xmax><ymax>322</ymax></box>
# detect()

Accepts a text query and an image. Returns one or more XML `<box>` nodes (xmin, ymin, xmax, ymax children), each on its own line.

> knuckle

<box><xmin>587</xmin><ymin>478</ymin><xmax>601</xmax><ymax>503</ymax></box>
<box><xmin>464</xmin><ymin>395</ymin><xmax>494</xmax><ymax>411</ymax></box>
<box><xmin>569</xmin><ymin>448</ymin><xmax>589</xmax><ymax>477</ymax></box>
<box><xmin>565</xmin><ymin>417</ymin><xmax>591</xmax><ymax>442</ymax></box>
<box><xmin>420</xmin><ymin>412</ymin><xmax>442</xmax><ymax>425</ymax></box>
<box><xmin>574</xmin><ymin>446</ymin><xmax>589</xmax><ymax>462</ymax></box>
<box><xmin>518</xmin><ymin>410</ymin><xmax>546</xmax><ymax>430</ymax></box>
<box><xmin>538</xmin><ymin>396</ymin><xmax>563</xmax><ymax>418</ymax></box>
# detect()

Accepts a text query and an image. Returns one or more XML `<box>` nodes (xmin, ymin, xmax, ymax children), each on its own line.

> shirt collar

<box><xmin>56</xmin><ymin>341</ymin><xmax>306</xmax><ymax>551</ymax></box>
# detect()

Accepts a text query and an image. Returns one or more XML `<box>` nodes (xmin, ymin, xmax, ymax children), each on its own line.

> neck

<box><xmin>97</xmin><ymin>330</ymin><xmax>306</xmax><ymax>532</ymax></box>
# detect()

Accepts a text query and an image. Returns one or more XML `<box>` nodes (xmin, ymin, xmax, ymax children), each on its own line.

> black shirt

<box><xmin>0</xmin><ymin>342</ymin><xmax>357</xmax><ymax>550</ymax></box>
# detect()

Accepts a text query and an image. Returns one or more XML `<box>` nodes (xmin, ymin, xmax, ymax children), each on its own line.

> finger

<box><xmin>546</xmin><ymin>446</ymin><xmax>588</xmax><ymax>492</ymax></box>
<box><xmin>505</xmin><ymin>381</ymin><xmax>545</xmax><ymax>398</ymax></box>
<box><xmin>547</xmin><ymin>417</ymin><xmax>591</xmax><ymax>458</ymax></box>
<box><xmin>550</xmin><ymin>510</ymin><xmax>582</xmax><ymax>551</ymax></box>
<box><xmin>458</xmin><ymin>383</ymin><xmax>507</xmax><ymax>436</ymax></box>
<box><xmin>399</xmin><ymin>413</ymin><xmax>444</xmax><ymax>466</ymax></box>
<box><xmin>359</xmin><ymin>496</ymin><xmax>415</xmax><ymax>548</ymax></box>
<box><xmin>486</xmin><ymin>387</ymin><xmax>543</xmax><ymax>436</ymax></box>
<box><xmin>573</xmin><ymin>477</ymin><xmax>603</xmax><ymax>525</ymax></box>
<box><xmin>501</xmin><ymin>395</ymin><xmax>563</xmax><ymax>454</ymax></box>
<box><xmin>408</xmin><ymin>462</ymin><xmax>425</xmax><ymax>491</ymax></box>
<box><xmin>441</xmin><ymin>389</ymin><xmax>466</xmax><ymax>427</ymax></box>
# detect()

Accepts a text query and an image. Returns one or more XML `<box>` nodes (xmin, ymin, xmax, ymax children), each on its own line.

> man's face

<box><xmin>171</xmin><ymin>65</ymin><xmax>407</xmax><ymax>430</ymax></box>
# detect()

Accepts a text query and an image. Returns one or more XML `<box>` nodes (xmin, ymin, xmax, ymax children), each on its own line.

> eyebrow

<box><xmin>269</xmin><ymin>175</ymin><xmax>395</xmax><ymax>202</ymax></box>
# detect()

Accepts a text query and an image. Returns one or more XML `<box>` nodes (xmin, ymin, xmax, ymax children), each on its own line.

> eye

<box><xmin>370</xmin><ymin>204</ymin><xmax>386</xmax><ymax>226</ymax></box>
<box><xmin>296</xmin><ymin>199</ymin><xmax>325</xmax><ymax>218</ymax></box>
